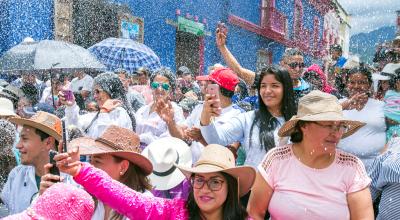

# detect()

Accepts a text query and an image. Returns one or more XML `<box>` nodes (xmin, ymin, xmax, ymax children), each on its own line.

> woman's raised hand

<box><xmin>200</xmin><ymin>94</ymin><xmax>221</xmax><ymax>126</ymax></box>
<box><xmin>54</xmin><ymin>141</ymin><xmax>82</xmax><ymax>177</ymax></box>
<box><xmin>58</xmin><ymin>90</ymin><xmax>76</xmax><ymax>107</ymax></box>
<box><xmin>155</xmin><ymin>97</ymin><xmax>175</xmax><ymax>124</ymax></box>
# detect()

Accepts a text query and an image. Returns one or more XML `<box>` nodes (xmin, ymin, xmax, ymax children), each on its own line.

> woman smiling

<box><xmin>54</xmin><ymin>144</ymin><xmax>256</xmax><ymax>220</ymax></box>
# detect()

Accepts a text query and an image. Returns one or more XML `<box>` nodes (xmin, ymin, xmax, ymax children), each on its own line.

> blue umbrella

<box><xmin>88</xmin><ymin>37</ymin><xmax>161</xmax><ymax>73</ymax></box>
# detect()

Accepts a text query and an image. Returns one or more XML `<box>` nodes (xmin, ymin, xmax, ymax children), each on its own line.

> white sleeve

<box><xmin>100</xmin><ymin>107</ymin><xmax>133</xmax><ymax>131</ymax></box>
<box><xmin>173</xmin><ymin>103</ymin><xmax>186</xmax><ymax>125</ymax></box>
<box><xmin>183</xmin><ymin>104</ymin><xmax>202</xmax><ymax>127</ymax></box>
<box><xmin>139</xmin><ymin>132</ymin><xmax>158</xmax><ymax>145</ymax></box>
<box><xmin>1</xmin><ymin>167</ymin><xmax>18</xmax><ymax>208</ymax></box>
<box><xmin>39</xmin><ymin>87</ymin><xmax>51</xmax><ymax>103</ymax></box>
<box><xmin>200</xmin><ymin>112</ymin><xmax>247</xmax><ymax>146</ymax></box>
<box><xmin>64</xmin><ymin>103</ymin><xmax>81</xmax><ymax>128</ymax></box>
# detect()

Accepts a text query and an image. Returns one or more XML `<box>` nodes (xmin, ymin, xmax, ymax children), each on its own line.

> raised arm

<box><xmin>55</xmin><ymin>148</ymin><xmax>188</xmax><ymax>220</ymax></box>
<box><xmin>216</xmin><ymin>25</ymin><xmax>256</xmax><ymax>85</ymax></box>
<box><xmin>74</xmin><ymin>163</ymin><xmax>188</xmax><ymax>220</ymax></box>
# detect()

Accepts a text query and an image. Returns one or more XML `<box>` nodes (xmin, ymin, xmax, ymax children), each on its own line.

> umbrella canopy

<box><xmin>88</xmin><ymin>37</ymin><xmax>161</xmax><ymax>73</ymax></box>
<box><xmin>0</xmin><ymin>38</ymin><xmax>106</xmax><ymax>72</ymax></box>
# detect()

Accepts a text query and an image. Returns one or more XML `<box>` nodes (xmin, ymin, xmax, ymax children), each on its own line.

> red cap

<box><xmin>207</xmin><ymin>68</ymin><xmax>239</xmax><ymax>91</ymax></box>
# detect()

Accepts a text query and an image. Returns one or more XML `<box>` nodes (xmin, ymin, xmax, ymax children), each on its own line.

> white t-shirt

<box><xmin>201</xmin><ymin>110</ymin><xmax>287</xmax><ymax>168</ymax></box>
<box><xmin>338</xmin><ymin>98</ymin><xmax>386</xmax><ymax>170</ymax></box>
<box><xmin>183</xmin><ymin>103</ymin><xmax>243</xmax><ymax>163</ymax></box>
<box><xmin>70</xmin><ymin>74</ymin><xmax>94</xmax><ymax>92</ymax></box>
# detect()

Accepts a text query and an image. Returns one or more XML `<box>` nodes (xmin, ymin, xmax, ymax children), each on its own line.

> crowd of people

<box><xmin>0</xmin><ymin>24</ymin><xmax>399</xmax><ymax>220</ymax></box>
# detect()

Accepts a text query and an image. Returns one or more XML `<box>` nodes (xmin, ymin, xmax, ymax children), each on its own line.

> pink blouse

<box><xmin>74</xmin><ymin>163</ymin><xmax>189</xmax><ymax>220</ymax></box>
<box><xmin>258</xmin><ymin>145</ymin><xmax>371</xmax><ymax>220</ymax></box>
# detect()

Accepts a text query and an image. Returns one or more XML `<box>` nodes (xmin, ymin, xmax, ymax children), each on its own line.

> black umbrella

<box><xmin>0</xmin><ymin>38</ymin><xmax>106</xmax><ymax>108</ymax></box>
<box><xmin>0</xmin><ymin>38</ymin><xmax>106</xmax><ymax>72</ymax></box>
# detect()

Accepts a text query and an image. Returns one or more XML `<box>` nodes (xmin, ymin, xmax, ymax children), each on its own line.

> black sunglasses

<box><xmin>288</xmin><ymin>62</ymin><xmax>305</xmax><ymax>69</ymax></box>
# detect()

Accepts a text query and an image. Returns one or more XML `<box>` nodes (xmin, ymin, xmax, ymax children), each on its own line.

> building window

<box><xmin>260</xmin><ymin>0</ymin><xmax>275</xmax><ymax>27</ymax></box>
<box><xmin>313</xmin><ymin>16</ymin><xmax>320</xmax><ymax>49</ymax></box>
<box><xmin>293</xmin><ymin>0</ymin><xmax>303</xmax><ymax>41</ymax></box>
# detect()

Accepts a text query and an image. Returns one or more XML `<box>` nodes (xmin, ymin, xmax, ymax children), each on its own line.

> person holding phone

<box><xmin>54</xmin><ymin>144</ymin><xmax>256</xmax><ymax>220</ymax></box>
<box><xmin>158</xmin><ymin>67</ymin><xmax>243</xmax><ymax>163</ymax></box>
<box><xmin>67</xmin><ymin>125</ymin><xmax>153</xmax><ymax>220</ymax></box>
<box><xmin>338</xmin><ymin>66</ymin><xmax>386</xmax><ymax>170</ymax></box>
<box><xmin>59</xmin><ymin>72</ymin><xmax>134</xmax><ymax>139</ymax></box>
<box><xmin>200</xmin><ymin>66</ymin><xmax>296</xmax><ymax>169</ymax></box>
<box><xmin>0</xmin><ymin>111</ymin><xmax>66</xmax><ymax>215</ymax></box>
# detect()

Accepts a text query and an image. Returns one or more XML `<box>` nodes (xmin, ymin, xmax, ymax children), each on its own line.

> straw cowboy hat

<box><xmin>141</xmin><ymin>137</ymin><xmax>192</xmax><ymax>191</ymax></box>
<box><xmin>0</xmin><ymin>97</ymin><xmax>16</xmax><ymax>116</ymax></box>
<box><xmin>69</xmin><ymin>125</ymin><xmax>153</xmax><ymax>175</ymax></box>
<box><xmin>9</xmin><ymin>111</ymin><xmax>62</xmax><ymax>140</ymax></box>
<box><xmin>278</xmin><ymin>90</ymin><xmax>365</xmax><ymax>138</ymax></box>
<box><xmin>176</xmin><ymin>144</ymin><xmax>256</xmax><ymax>197</ymax></box>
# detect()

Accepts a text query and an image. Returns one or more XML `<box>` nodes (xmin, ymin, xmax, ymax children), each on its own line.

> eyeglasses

<box><xmin>313</xmin><ymin>122</ymin><xmax>349</xmax><ymax>134</ymax></box>
<box><xmin>151</xmin><ymin>82</ymin><xmax>170</xmax><ymax>91</ymax></box>
<box><xmin>191</xmin><ymin>176</ymin><xmax>225</xmax><ymax>191</ymax></box>
<box><xmin>287</xmin><ymin>62</ymin><xmax>305</xmax><ymax>69</ymax></box>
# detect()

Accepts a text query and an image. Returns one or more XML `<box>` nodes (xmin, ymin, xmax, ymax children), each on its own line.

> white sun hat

<box><xmin>142</xmin><ymin>137</ymin><xmax>192</xmax><ymax>191</ymax></box>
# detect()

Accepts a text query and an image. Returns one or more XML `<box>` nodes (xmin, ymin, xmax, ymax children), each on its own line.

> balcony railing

<box><xmin>297</xmin><ymin>28</ymin><xmax>311</xmax><ymax>49</ymax></box>
<box><xmin>261</xmin><ymin>6</ymin><xmax>287</xmax><ymax>36</ymax></box>
<box><xmin>268</xmin><ymin>7</ymin><xmax>287</xmax><ymax>36</ymax></box>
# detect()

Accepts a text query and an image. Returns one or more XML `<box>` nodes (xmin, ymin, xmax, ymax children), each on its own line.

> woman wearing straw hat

<box><xmin>67</xmin><ymin>125</ymin><xmax>152</xmax><ymax>220</ymax></box>
<box><xmin>248</xmin><ymin>90</ymin><xmax>373</xmax><ymax>220</ymax></box>
<box><xmin>54</xmin><ymin>144</ymin><xmax>255</xmax><ymax>220</ymax></box>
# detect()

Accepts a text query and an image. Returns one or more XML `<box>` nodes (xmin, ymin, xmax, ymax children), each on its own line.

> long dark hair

<box><xmin>94</xmin><ymin>72</ymin><xmax>136</xmax><ymax>130</ymax></box>
<box><xmin>249</xmin><ymin>65</ymin><xmax>296</xmax><ymax>152</ymax></box>
<box><xmin>186</xmin><ymin>172</ymin><xmax>248</xmax><ymax>220</ymax></box>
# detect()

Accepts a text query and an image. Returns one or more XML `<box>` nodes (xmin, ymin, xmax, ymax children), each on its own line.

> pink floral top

<box><xmin>259</xmin><ymin>144</ymin><xmax>371</xmax><ymax>220</ymax></box>
<box><xmin>74</xmin><ymin>163</ymin><xmax>189</xmax><ymax>220</ymax></box>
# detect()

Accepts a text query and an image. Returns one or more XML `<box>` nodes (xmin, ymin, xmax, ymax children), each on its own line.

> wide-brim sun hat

<box><xmin>0</xmin><ymin>97</ymin><xmax>16</xmax><ymax>116</ymax></box>
<box><xmin>176</xmin><ymin>144</ymin><xmax>256</xmax><ymax>197</ymax></box>
<box><xmin>372</xmin><ymin>73</ymin><xmax>390</xmax><ymax>81</ymax></box>
<box><xmin>0</xmin><ymin>84</ymin><xmax>23</xmax><ymax>102</ymax></box>
<box><xmin>142</xmin><ymin>137</ymin><xmax>192</xmax><ymax>191</ymax></box>
<box><xmin>69</xmin><ymin>125</ymin><xmax>153</xmax><ymax>175</ymax></box>
<box><xmin>278</xmin><ymin>90</ymin><xmax>365</xmax><ymax>138</ymax></box>
<box><xmin>381</xmin><ymin>63</ymin><xmax>400</xmax><ymax>78</ymax></box>
<box><xmin>9</xmin><ymin>111</ymin><xmax>62</xmax><ymax>141</ymax></box>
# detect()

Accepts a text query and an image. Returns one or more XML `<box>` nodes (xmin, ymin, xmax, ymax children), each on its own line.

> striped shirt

<box><xmin>369</xmin><ymin>137</ymin><xmax>400</xmax><ymax>219</ymax></box>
